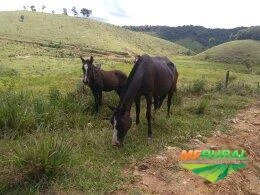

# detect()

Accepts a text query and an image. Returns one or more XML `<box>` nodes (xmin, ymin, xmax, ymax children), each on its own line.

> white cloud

<box><xmin>0</xmin><ymin>0</ymin><xmax>259</xmax><ymax>28</ymax></box>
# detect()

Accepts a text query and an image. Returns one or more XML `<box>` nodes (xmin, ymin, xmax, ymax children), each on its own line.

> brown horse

<box><xmin>110</xmin><ymin>54</ymin><xmax>178</xmax><ymax>147</ymax></box>
<box><xmin>81</xmin><ymin>56</ymin><xmax>127</xmax><ymax>112</ymax></box>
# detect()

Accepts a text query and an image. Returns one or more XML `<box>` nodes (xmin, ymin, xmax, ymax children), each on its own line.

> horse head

<box><xmin>81</xmin><ymin>56</ymin><xmax>94</xmax><ymax>85</ymax></box>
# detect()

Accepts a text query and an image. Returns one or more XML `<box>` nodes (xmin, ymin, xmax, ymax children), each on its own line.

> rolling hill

<box><xmin>0</xmin><ymin>11</ymin><xmax>191</xmax><ymax>57</ymax></box>
<box><xmin>175</xmin><ymin>38</ymin><xmax>206</xmax><ymax>53</ymax></box>
<box><xmin>195</xmin><ymin>40</ymin><xmax>260</xmax><ymax>66</ymax></box>
<box><xmin>124</xmin><ymin>25</ymin><xmax>246</xmax><ymax>53</ymax></box>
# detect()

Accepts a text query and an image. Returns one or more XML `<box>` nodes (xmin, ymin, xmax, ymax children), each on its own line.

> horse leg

<box><xmin>157</xmin><ymin>94</ymin><xmax>167</xmax><ymax>109</ymax></box>
<box><xmin>167</xmin><ymin>88</ymin><xmax>174</xmax><ymax>117</ymax></box>
<box><xmin>145</xmin><ymin>94</ymin><xmax>153</xmax><ymax>144</ymax></box>
<box><xmin>134</xmin><ymin>96</ymin><xmax>141</xmax><ymax>124</ymax></box>
<box><xmin>91</xmin><ymin>88</ymin><xmax>99</xmax><ymax>112</ymax></box>
<box><xmin>153</xmin><ymin>96</ymin><xmax>159</xmax><ymax>120</ymax></box>
<box><xmin>98</xmin><ymin>90</ymin><xmax>102</xmax><ymax>106</ymax></box>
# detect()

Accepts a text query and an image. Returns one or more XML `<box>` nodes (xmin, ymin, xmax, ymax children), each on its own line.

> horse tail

<box><xmin>172</xmin><ymin>65</ymin><xmax>178</xmax><ymax>93</ymax></box>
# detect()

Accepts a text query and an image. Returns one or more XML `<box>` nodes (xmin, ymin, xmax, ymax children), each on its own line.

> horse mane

<box><xmin>117</xmin><ymin>55</ymin><xmax>145</xmax><ymax>109</ymax></box>
<box><xmin>123</xmin><ymin>56</ymin><xmax>142</xmax><ymax>92</ymax></box>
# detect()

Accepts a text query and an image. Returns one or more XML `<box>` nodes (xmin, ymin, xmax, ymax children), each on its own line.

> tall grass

<box><xmin>0</xmin><ymin>82</ymin><xmax>93</xmax><ymax>138</ymax></box>
<box><xmin>0</xmin><ymin>134</ymin><xmax>73</xmax><ymax>192</ymax></box>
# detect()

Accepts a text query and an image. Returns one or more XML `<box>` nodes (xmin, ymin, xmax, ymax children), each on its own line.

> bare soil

<box><xmin>117</xmin><ymin>101</ymin><xmax>260</xmax><ymax>194</ymax></box>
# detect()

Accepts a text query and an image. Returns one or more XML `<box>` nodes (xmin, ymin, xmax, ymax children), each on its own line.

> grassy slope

<box><xmin>0</xmin><ymin>11</ymin><xmax>191</xmax><ymax>56</ymax></box>
<box><xmin>195</xmin><ymin>40</ymin><xmax>260</xmax><ymax>66</ymax></box>
<box><xmin>175</xmin><ymin>38</ymin><xmax>206</xmax><ymax>53</ymax></box>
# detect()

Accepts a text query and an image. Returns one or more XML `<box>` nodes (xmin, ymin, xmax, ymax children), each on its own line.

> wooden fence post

<box><xmin>225</xmin><ymin>71</ymin><xmax>229</xmax><ymax>89</ymax></box>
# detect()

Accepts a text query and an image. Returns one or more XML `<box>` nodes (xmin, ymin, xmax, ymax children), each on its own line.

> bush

<box><xmin>0</xmin><ymin>135</ymin><xmax>73</xmax><ymax>192</ymax></box>
<box><xmin>227</xmin><ymin>82</ymin><xmax>254</xmax><ymax>96</ymax></box>
<box><xmin>0</xmin><ymin>91</ymin><xmax>35</xmax><ymax>138</ymax></box>
<box><xmin>195</xmin><ymin>98</ymin><xmax>209</xmax><ymax>115</ymax></box>
<box><xmin>215</xmin><ymin>80</ymin><xmax>224</xmax><ymax>91</ymax></box>
<box><xmin>192</xmin><ymin>79</ymin><xmax>206</xmax><ymax>93</ymax></box>
<box><xmin>48</xmin><ymin>41</ymin><xmax>62</xmax><ymax>49</ymax></box>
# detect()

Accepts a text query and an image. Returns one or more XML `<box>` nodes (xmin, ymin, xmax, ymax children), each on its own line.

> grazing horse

<box><xmin>110</xmin><ymin>54</ymin><xmax>178</xmax><ymax>147</ymax></box>
<box><xmin>81</xmin><ymin>56</ymin><xmax>127</xmax><ymax>112</ymax></box>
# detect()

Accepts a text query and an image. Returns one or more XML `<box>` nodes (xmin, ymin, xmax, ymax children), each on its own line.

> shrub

<box><xmin>48</xmin><ymin>41</ymin><xmax>62</xmax><ymax>49</ymax></box>
<box><xmin>192</xmin><ymin>79</ymin><xmax>206</xmax><ymax>93</ymax></box>
<box><xmin>227</xmin><ymin>82</ymin><xmax>253</xmax><ymax>96</ymax></box>
<box><xmin>195</xmin><ymin>98</ymin><xmax>209</xmax><ymax>115</ymax></box>
<box><xmin>20</xmin><ymin>15</ymin><xmax>24</xmax><ymax>22</ymax></box>
<box><xmin>215</xmin><ymin>80</ymin><xmax>224</xmax><ymax>91</ymax></box>
<box><xmin>0</xmin><ymin>91</ymin><xmax>35</xmax><ymax>138</ymax></box>
<box><xmin>0</xmin><ymin>135</ymin><xmax>73</xmax><ymax>192</ymax></box>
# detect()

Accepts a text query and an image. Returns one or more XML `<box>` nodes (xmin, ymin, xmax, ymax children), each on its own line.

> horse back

<box><xmin>101</xmin><ymin>70</ymin><xmax>127</xmax><ymax>91</ymax></box>
<box><xmin>138</xmin><ymin>55</ymin><xmax>177</xmax><ymax>96</ymax></box>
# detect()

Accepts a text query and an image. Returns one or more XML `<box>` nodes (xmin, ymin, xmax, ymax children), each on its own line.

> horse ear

<box><xmin>90</xmin><ymin>56</ymin><xmax>94</xmax><ymax>64</ymax></box>
<box><xmin>108</xmin><ymin>105</ymin><xmax>115</xmax><ymax>111</ymax></box>
<box><xmin>134</xmin><ymin>55</ymin><xmax>141</xmax><ymax>62</ymax></box>
<box><xmin>80</xmin><ymin>56</ymin><xmax>85</xmax><ymax>64</ymax></box>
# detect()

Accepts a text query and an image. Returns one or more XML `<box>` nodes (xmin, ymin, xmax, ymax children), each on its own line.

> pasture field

<box><xmin>0</xmin><ymin>38</ymin><xmax>259</xmax><ymax>193</ymax></box>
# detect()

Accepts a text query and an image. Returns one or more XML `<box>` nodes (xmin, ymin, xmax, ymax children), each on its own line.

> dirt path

<box><xmin>118</xmin><ymin>101</ymin><xmax>260</xmax><ymax>194</ymax></box>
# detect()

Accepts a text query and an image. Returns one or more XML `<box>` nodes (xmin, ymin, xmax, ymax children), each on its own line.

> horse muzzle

<box><xmin>82</xmin><ymin>79</ymin><xmax>88</xmax><ymax>85</ymax></box>
<box><xmin>112</xmin><ymin>140</ymin><xmax>122</xmax><ymax>147</ymax></box>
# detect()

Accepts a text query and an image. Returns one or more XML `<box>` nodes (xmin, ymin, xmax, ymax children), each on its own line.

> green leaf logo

<box><xmin>181</xmin><ymin>163</ymin><xmax>246</xmax><ymax>183</ymax></box>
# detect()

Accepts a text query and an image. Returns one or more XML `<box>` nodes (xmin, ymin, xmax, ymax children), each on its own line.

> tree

<box><xmin>52</xmin><ymin>10</ymin><xmax>55</xmax><ymax>14</ymax></box>
<box><xmin>208</xmin><ymin>37</ymin><xmax>216</xmax><ymax>48</ymax></box>
<box><xmin>80</xmin><ymin>8</ymin><xmax>92</xmax><ymax>17</ymax></box>
<box><xmin>63</xmin><ymin>8</ymin><xmax>68</xmax><ymax>15</ymax></box>
<box><xmin>229</xmin><ymin>33</ymin><xmax>236</xmax><ymax>40</ymax></box>
<box><xmin>30</xmin><ymin>5</ymin><xmax>36</xmax><ymax>12</ymax></box>
<box><xmin>71</xmin><ymin>6</ymin><xmax>78</xmax><ymax>16</ymax></box>
<box><xmin>23</xmin><ymin>6</ymin><xmax>26</xmax><ymax>10</ymax></box>
<box><xmin>235</xmin><ymin>26</ymin><xmax>260</xmax><ymax>41</ymax></box>
<box><xmin>42</xmin><ymin>5</ymin><xmax>46</xmax><ymax>12</ymax></box>
<box><xmin>20</xmin><ymin>15</ymin><xmax>25</xmax><ymax>22</ymax></box>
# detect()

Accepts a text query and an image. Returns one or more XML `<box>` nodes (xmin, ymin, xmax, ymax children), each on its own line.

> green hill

<box><xmin>124</xmin><ymin>25</ymin><xmax>246</xmax><ymax>52</ymax></box>
<box><xmin>0</xmin><ymin>11</ymin><xmax>191</xmax><ymax>56</ymax></box>
<box><xmin>195</xmin><ymin>40</ymin><xmax>260</xmax><ymax>66</ymax></box>
<box><xmin>175</xmin><ymin>38</ymin><xmax>205</xmax><ymax>53</ymax></box>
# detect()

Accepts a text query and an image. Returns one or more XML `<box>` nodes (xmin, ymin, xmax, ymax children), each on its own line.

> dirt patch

<box><xmin>118</xmin><ymin>101</ymin><xmax>260</xmax><ymax>194</ymax></box>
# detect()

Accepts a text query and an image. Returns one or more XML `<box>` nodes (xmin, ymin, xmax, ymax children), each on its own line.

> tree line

<box><xmin>124</xmin><ymin>25</ymin><xmax>259</xmax><ymax>48</ymax></box>
<box><xmin>22</xmin><ymin>5</ymin><xmax>92</xmax><ymax>18</ymax></box>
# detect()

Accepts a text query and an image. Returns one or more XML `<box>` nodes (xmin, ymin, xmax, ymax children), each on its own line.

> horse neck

<box><xmin>119</xmin><ymin>66</ymin><xmax>143</xmax><ymax>111</ymax></box>
<box><xmin>90</xmin><ymin>66</ymin><xmax>102</xmax><ymax>79</ymax></box>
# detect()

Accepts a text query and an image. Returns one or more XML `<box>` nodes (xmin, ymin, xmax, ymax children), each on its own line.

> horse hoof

<box><xmin>147</xmin><ymin>137</ymin><xmax>153</xmax><ymax>145</ymax></box>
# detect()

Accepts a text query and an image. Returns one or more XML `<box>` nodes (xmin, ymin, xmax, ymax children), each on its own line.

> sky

<box><xmin>0</xmin><ymin>0</ymin><xmax>259</xmax><ymax>28</ymax></box>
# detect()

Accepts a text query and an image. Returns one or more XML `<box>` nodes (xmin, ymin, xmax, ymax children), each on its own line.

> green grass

<box><xmin>0</xmin><ymin>86</ymin><xmax>255</xmax><ymax>193</ymax></box>
<box><xmin>195</xmin><ymin>40</ymin><xmax>260</xmax><ymax>72</ymax></box>
<box><xmin>0</xmin><ymin>11</ymin><xmax>191</xmax><ymax>56</ymax></box>
<box><xmin>0</xmin><ymin>39</ymin><xmax>258</xmax><ymax>193</ymax></box>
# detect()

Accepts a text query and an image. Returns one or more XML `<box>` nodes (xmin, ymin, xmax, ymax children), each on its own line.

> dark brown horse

<box><xmin>81</xmin><ymin>56</ymin><xmax>127</xmax><ymax>112</ymax></box>
<box><xmin>110</xmin><ymin>54</ymin><xmax>178</xmax><ymax>146</ymax></box>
